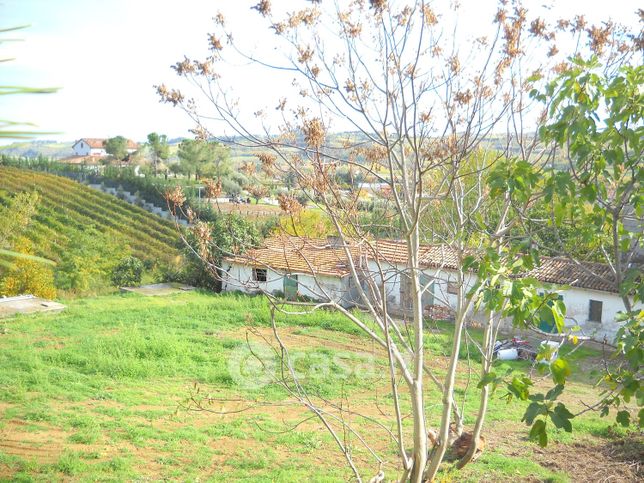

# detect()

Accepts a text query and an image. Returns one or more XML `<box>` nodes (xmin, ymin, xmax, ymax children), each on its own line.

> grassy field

<box><xmin>0</xmin><ymin>291</ymin><xmax>640</xmax><ymax>482</ymax></box>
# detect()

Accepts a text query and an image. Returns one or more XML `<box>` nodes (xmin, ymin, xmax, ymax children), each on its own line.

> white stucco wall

<box><xmin>223</xmin><ymin>259</ymin><xmax>633</xmax><ymax>342</ymax></box>
<box><xmin>298</xmin><ymin>273</ymin><xmax>348</xmax><ymax>303</ymax></box>
<box><xmin>222</xmin><ymin>263</ymin><xmax>347</xmax><ymax>304</ymax></box>
<box><xmin>365</xmin><ymin>260</ymin><xmax>477</xmax><ymax>312</ymax></box>
<box><xmin>223</xmin><ymin>264</ymin><xmax>282</xmax><ymax>294</ymax></box>
<box><xmin>372</xmin><ymin>260</ymin><xmax>631</xmax><ymax>340</ymax></box>
<box><xmin>72</xmin><ymin>141</ymin><xmax>90</xmax><ymax>156</ymax></box>
<box><xmin>558</xmin><ymin>287</ymin><xmax>627</xmax><ymax>341</ymax></box>
<box><xmin>72</xmin><ymin>141</ymin><xmax>108</xmax><ymax>157</ymax></box>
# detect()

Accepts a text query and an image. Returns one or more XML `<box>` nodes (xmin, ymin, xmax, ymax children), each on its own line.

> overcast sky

<box><xmin>1</xmin><ymin>0</ymin><xmax>641</xmax><ymax>144</ymax></box>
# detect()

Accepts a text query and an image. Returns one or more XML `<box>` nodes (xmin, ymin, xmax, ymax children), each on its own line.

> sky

<box><xmin>1</xmin><ymin>0</ymin><xmax>641</xmax><ymax>145</ymax></box>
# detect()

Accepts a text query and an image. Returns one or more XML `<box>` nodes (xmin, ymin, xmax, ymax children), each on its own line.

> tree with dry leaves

<box><xmin>246</xmin><ymin>183</ymin><xmax>269</xmax><ymax>204</ymax></box>
<box><xmin>158</xmin><ymin>1</ymin><xmax>640</xmax><ymax>480</ymax></box>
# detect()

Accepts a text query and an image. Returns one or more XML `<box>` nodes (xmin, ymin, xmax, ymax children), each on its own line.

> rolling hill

<box><xmin>0</xmin><ymin>166</ymin><xmax>181</xmax><ymax>267</ymax></box>
<box><xmin>0</xmin><ymin>140</ymin><xmax>74</xmax><ymax>159</ymax></box>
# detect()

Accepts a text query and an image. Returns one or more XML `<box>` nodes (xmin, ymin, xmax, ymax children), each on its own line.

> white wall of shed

<box><xmin>223</xmin><ymin>260</ymin><xmax>634</xmax><ymax>342</ymax></box>
<box><xmin>222</xmin><ymin>263</ymin><xmax>347</xmax><ymax>304</ymax></box>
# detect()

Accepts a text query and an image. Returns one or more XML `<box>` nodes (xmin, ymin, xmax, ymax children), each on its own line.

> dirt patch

<box><xmin>0</xmin><ymin>422</ymin><xmax>69</xmax><ymax>464</ymax></box>
<box><xmin>0</xmin><ymin>402</ymin><xmax>13</xmax><ymax>415</ymax></box>
<box><xmin>212</xmin><ymin>325</ymin><xmax>381</xmax><ymax>356</ymax></box>
<box><xmin>531</xmin><ymin>434</ymin><xmax>643</xmax><ymax>482</ymax></box>
<box><xmin>480</xmin><ymin>420</ymin><xmax>643</xmax><ymax>483</ymax></box>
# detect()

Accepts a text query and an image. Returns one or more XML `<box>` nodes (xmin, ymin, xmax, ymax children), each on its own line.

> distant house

<box><xmin>223</xmin><ymin>236</ymin><xmax>639</xmax><ymax>341</ymax></box>
<box><xmin>72</xmin><ymin>138</ymin><xmax>138</xmax><ymax>157</ymax></box>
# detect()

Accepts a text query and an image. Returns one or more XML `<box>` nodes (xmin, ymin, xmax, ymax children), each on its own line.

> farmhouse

<box><xmin>72</xmin><ymin>138</ymin><xmax>138</xmax><ymax>157</ymax></box>
<box><xmin>223</xmin><ymin>236</ymin><xmax>635</xmax><ymax>341</ymax></box>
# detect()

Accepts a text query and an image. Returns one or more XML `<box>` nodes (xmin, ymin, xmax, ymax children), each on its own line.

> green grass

<box><xmin>0</xmin><ymin>291</ymin><xmax>633</xmax><ymax>481</ymax></box>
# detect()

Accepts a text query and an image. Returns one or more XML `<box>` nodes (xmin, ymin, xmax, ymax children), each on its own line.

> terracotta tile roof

<box><xmin>75</xmin><ymin>138</ymin><xmax>139</xmax><ymax>149</ymax></box>
<box><xmin>80</xmin><ymin>138</ymin><xmax>106</xmax><ymax>149</ymax></box>
<box><xmin>527</xmin><ymin>258</ymin><xmax>618</xmax><ymax>293</ymax></box>
<box><xmin>372</xmin><ymin>240</ymin><xmax>461</xmax><ymax>270</ymax></box>
<box><xmin>226</xmin><ymin>237</ymin><xmax>463</xmax><ymax>278</ymax></box>
<box><xmin>225</xmin><ymin>236</ymin><xmax>358</xmax><ymax>278</ymax></box>
<box><xmin>226</xmin><ymin>237</ymin><xmax>620</xmax><ymax>293</ymax></box>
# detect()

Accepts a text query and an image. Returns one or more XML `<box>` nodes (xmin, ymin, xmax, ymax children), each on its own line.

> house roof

<box><xmin>226</xmin><ymin>236</ymin><xmax>356</xmax><ymax>278</ymax></box>
<box><xmin>225</xmin><ymin>236</ymin><xmax>621</xmax><ymax>293</ymax></box>
<box><xmin>372</xmin><ymin>240</ymin><xmax>461</xmax><ymax>271</ymax></box>
<box><xmin>525</xmin><ymin>258</ymin><xmax>618</xmax><ymax>293</ymax></box>
<box><xmin>73</xmin><ymin>138</ymin><xmax>139</xmax><ymax>149</ymax></box>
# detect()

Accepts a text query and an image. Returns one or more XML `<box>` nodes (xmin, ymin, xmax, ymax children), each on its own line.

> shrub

<box><xmin>0</xmin><ymin>238</ymin><xmax>56</xmax><ymax>299</ymax></box>
<box><xmin>55</xmin><ymin>228</ymin><xmax>126</xmax><ymax>292</ymax></box>
<box><xmin>111</xmin><ymin>256</ymin><xmax>144</xmax><ymax>287</ymax></box>
<box><xmin>279</xmin><ymin>209</ymin><xmax>335</xmax><ymax>238</ymax></box>
<box><xmin>178</xmin><ymin>213</ymin><xmax>262</xmax><ymax>291</ymax></box>
<box><xmin>222</xmin><ymin>178</ymin><xmax>242</xmax><ymax>196</ymax></box>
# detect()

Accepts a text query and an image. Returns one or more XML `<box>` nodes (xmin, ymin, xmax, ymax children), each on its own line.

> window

<box><xmin>588</xmin><ymin>300</ymin><xmax>603</xmax><ymax>323</ymax></box>
<box><xmin>252</xmin><ymin>268</ymin><xmax>267</xmax><ymax>282</ymax></box>
<box><xmin>447</xmin><ymin>282</ymin><xmax>458</xmax><ymax>295</ymax></box>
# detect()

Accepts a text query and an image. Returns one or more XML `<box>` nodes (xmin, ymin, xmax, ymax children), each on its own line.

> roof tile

<box><xmin>226</xmin><ymin>237</ymin><xmax>621</xmax><ymax>293</ymax></box>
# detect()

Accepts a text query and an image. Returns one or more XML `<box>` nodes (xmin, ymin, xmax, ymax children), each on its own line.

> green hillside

<box><xmin>0</xmin><ymin>140</ymin><xmax>74</xmax><ymax>159</ymax></box>
<box><xmin>0</xmin><ymin>166</ymin><xmax>182</xmax><ymax>292</ymax></box>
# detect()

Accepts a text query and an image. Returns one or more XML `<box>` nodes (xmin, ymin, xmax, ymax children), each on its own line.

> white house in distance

<box><xmin>223</xmin><ymin>236</ymin><xmax>636</xmax><ymax>342</ymax></box>
<box><xmin>72</xmin><ymin>138</ymin><xmax>139</xmax><ymax>157</ymax></box>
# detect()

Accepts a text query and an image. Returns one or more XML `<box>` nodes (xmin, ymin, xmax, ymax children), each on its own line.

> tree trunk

<box><xmin>456</xmin><ymin>310</ymin><xmax>495</xmax><ymax>468</ymax></box>
<box><xmin>424</xmin><ymin>281</ymin><xmax>467</xmax><ymax>480</ymax></box>
<box><xmin>409</xmin><ymin>230</ymin><xmax>428</xmax><ymax>482</ymax></box>
<box><xmin>409</xmin><ymin>385</ymin><xmax>428</xmax><ymax>482</ymax></box>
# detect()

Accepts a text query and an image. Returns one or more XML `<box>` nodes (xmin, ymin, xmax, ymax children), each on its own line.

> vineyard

<box><xmin>0</xmin><ymin>166</ymin><xmax>181</xmax><ymax>267</ymax></box>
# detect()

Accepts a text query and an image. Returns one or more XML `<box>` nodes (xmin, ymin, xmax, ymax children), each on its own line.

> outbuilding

<box><xmin>222</xmin><ymin>236</ymin><xmax>635</xmax><ymax>341</ymax></box>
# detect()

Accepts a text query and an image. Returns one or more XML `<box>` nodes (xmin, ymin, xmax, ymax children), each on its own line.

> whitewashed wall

<box><xmin>224</xmin><ymin>260</ymin><xmax>633</xmax><ymax>342</ymax></box>
<box><xmin>559</xmin><ymin>287</ymin><xmax>628</xmax><ymax>341</ymax></box>
<box><xmin>365</xmin><ymin>260</ymin><xmax>477</xmax><ymax>311</ymax></box>
<box><xmin>222</xmin><ymin>263</ymin><xmax>347</xmax><ymax>304</ymax></box>
<box><xmin>374</xmin><ymin>260</ymin><xmax>631</xmax><ymax>340</ymax></box>
<box><xmin>299</xmin><ymin>273</ymin><xmax>348</xmax><ymax>303</ymax></box>
<box><xmin>223</xmin><ymin>264</ymin><xmax>282</xmax><ymax>294</ymax></box>
<box><xmin>73</xmin><ymin>141</ymin><xmax>90</xmax><ymax>156</ymax></box>
<box><xmin>73</xmin><ymin>141</ymin><xmax>108</xmax><ymax>156</ymax></box>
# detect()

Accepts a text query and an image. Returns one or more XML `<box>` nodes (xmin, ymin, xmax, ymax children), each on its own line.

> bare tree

<box><xmin>158</xmin><ymin>1</ymin><xmax>639</xmax><ymax>480</ymax></box>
